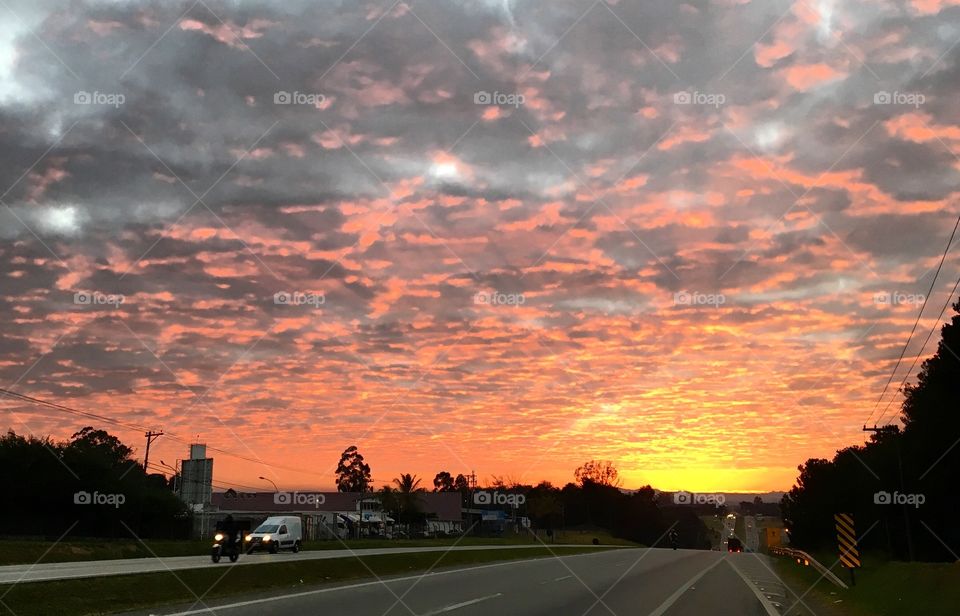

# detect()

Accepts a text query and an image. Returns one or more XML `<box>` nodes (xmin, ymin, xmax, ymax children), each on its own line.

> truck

<box><xmin>244</xmin><ymin>515</ymin><xmax>302</xmax><ymax>554</ymax></box>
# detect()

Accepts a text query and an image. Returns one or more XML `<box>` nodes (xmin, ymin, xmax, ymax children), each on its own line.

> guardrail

<box><xmin>769</xmin><ymin>546</ymin><xmax>848</xmax><ymax>589</ymax></box>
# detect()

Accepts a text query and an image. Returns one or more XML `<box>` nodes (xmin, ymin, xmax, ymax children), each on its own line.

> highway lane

<box><xmin>133</xmin><ymin>548</ymin><xmax>806</xmax><ymax>616</ymax></box>
<box><xmin>722</xmin><ymin>513</ymin><xmax>737</xmax><ymax>551</ymax></box>
<box><xmin>0</xmin><ymin>544</ymin><xmax>620</xmax><ymax>585</ymax></box>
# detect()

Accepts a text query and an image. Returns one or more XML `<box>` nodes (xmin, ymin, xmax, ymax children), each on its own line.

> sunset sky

<box><xmin>2</xmin><ymin>0</ymin><xmax>960</xmax><ymax>493</ymax></box>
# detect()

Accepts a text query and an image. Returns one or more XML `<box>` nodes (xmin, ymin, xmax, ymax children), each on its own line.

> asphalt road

<box><xmin>0</xmin><ymin>544</ymin><xmax>618</xmax><ymax>584</ymax></box>
<box><xmin>133</xmin><ymin>548</ymin><xmax>808</xmax><ymax>616</ymax></box>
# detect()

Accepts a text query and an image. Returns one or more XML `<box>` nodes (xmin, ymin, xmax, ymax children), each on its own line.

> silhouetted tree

<box><xmin>392</xmin><ymin>473</ymin><xmax>425</xmax><ymax>524</ymax></box>
<box><xmin>0</xmin><ymin>427</ymin><xmax>189</xmax><ymax>539</ymax></box>
<box><xmin>433</xmin><ymin>471</ymin><xmax>455</xmax><ymax>492</ymax></box>
<box><xmin>782</xmin><ymin>297</ymin><xmax>960</xmax><ymax>561</ymax></box>
<box><xmin>574</xmin><ymin>460</ymin><xmax>621</xmax><ymax>487</ymax></box>
<box><xmin>335</xmin><ymin>445</ymin><xmax>371</xmax><ymax>492</ymax></box>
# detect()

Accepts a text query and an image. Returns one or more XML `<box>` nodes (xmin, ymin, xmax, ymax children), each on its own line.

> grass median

<box><xmin>771</xmin><ymin>549</ymin><xmax>960</xmax><ymax>616</ymax></box>
<box><xmin>0</xmin><ymin>545</ymin><xmax>623</xmax><ymax>615</ymax></box>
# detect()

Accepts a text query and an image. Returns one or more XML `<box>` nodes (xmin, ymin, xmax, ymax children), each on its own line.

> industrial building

<box><xmin>192</xmin><ymin>490</ymin><xmax>463</xmax><ymax>540</ymax></box>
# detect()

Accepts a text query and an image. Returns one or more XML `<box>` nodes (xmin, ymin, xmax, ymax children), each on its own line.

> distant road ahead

<box><xmin>134</xmin><ymin>549</ymin><xmax>807</xmax><ymax>616</ymax></box>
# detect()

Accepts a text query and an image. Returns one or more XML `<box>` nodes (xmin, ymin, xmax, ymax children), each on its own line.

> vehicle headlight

<box><xmin>214</xmin><ymin>533</ymin><xmax>224</xmax><ymax>541</ymax></box>
<box><xmin>244</xmin><ymin>534</ymin><xmax>252</xmax><ymax>541</ymax></box>
<box><xmin>263</xmin><ymin>534</ymin><xmax>271</xmax><ymax>541</ymax></box>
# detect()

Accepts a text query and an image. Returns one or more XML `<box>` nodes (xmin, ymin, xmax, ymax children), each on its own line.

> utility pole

<box><xmin>863</xmin><ymin>425</ymin><xmax>914</xmax><ymax>561</ymax></box>
<box><xmin>143</xmin><ymin>430</ymin><xmax>163</xmax><ymax>472</ymax></box>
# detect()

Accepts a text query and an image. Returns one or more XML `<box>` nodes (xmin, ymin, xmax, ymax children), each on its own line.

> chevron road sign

<box><xmin>835</xmin><ymin>512</ymin><xmax>861</xmax><ymax>584</ymax></box>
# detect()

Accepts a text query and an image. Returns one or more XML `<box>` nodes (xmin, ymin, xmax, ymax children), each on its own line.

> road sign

<box><xmin>835</xmin><ymin>513</ymin><xmax>861</xmax><ymax>569</ymax></box>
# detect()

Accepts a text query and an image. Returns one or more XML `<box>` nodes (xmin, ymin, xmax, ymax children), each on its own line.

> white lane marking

<box><xmin>161</xmin><ymin>549</ymin><xmax>640</xmax><ymax>615</ymax></box>
<box><xmin>424</xmin><ymin>593</ymin><xmax>502</xmax><ymax>614</ymax></box>
<box><xmin>724</xmin><ymin>558</ymin><xmax>780</xmax><ymax>616</ymax></box>
<box><xmin>647</xmin><ymin>556</ymin><xmax>725</xmax><ymax>616</ymax></box>
<box><xmin>555</xmin><ymin>575</ymin><xmax>572</xmax><ymax>581</ymax></box>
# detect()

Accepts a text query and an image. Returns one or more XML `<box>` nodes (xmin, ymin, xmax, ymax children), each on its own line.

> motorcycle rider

<box><xmin>221</xmin><ymin>514</ymin><xmax>239</xmax><ymax>555</ymax></box>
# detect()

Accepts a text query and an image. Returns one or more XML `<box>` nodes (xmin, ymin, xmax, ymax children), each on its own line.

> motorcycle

<box><xmin>211</xmin><ymin>532</ymin><xmax>241</xmax><ymax>563</ymax></box>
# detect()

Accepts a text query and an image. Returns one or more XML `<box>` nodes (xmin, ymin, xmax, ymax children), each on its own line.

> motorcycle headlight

<box><xmin>214</xmin><ymin>533</ymin><xmax>224</xmax><ymax>541</ymax></box>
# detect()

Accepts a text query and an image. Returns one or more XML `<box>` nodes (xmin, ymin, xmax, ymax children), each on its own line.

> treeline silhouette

<box><xmin>0</xmin><ymin>427</ymin><xmax>189</xmax><ymax>539</ymax></box>
<box><xmin>781</xmin><ymin>298</ymin><xmax>960</xmax><ymax>562</ymax></box>
<box><xmin>526</xmin><ymin>481</ymin><xmax>716</xmax><ymax>548</ymax></box>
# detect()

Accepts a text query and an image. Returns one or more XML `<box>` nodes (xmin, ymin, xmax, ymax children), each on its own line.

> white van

<box><xmin>244</xmin><ymin>516</ymin><xmax>302</xmax><ymax>554</ymax></box>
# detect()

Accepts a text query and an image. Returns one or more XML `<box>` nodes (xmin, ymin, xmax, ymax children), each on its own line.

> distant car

<box><xmin>727</xmin><ymin>537</ymin><xmax>743</xmax><ymax>553</ymax></box>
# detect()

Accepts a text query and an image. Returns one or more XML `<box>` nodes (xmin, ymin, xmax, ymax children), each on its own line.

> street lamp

<box><xmin>259</xmin><ymin>476</ymin><xmax>279</xmax><ymax>492</ymax></box>
<box><xmin>159</xmin><ymin>460</ymin><xmax>180</xmax><ymax>494</ymax></box>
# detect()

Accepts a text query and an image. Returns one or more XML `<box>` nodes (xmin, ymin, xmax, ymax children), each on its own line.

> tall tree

<box><xmin>781</xmin><ymin>297</ymin><xmax>960</xmax><ymax>561</ymax></box>
<box><xmin>393</xmin><ymin>473</ymin><xmax>423</xmax><ymax>493</ymax></box>
<box><xmin>433</xmin><ymin>471</ymin><xmax>454</xmax><ymax>492</ymax></box>
<box><xmin>574</xmin><ymin>460</ymin><xmax>621</xmax><ymax>487</ymax></box>
<box><xmin>0</xmin><ymin>428</ymin><xmax>188</xmax><ymax>539</ymax></box>
<box><xmin>335</xmin><ymin>445</ymin><xmax>371</xmax><ymax>492</ymax></box>
<box><xmin>392</xmin><ymin>473</ymin><xmax>425</xmax><ymax>524</ymax></box>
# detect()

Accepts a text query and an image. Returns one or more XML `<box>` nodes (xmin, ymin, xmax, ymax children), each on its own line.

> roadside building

<box><xmin>195</xmin><ymin>491</ymin><xmax>462</xmax><ymax>540</ymax></box>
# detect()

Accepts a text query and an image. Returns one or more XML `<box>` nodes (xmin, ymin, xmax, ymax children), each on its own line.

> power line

<box><xmin>0</xmin><ymin>387</ymin><xmax>322</xmax><ymax>477</ymax></box>
<box><xmin>875</xmin><ymin>272</ymin><xmax>960</xmax><ymax>426</ymax></box>
<box><xmin>144</xmin><ymin>462</ymin><xmax>268</xmax><ymax>492</ymax></box>
<box><xmin>865</xmin><ymin>212</ymin><xmax>960</xmax><ymax>426</ymax></box>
